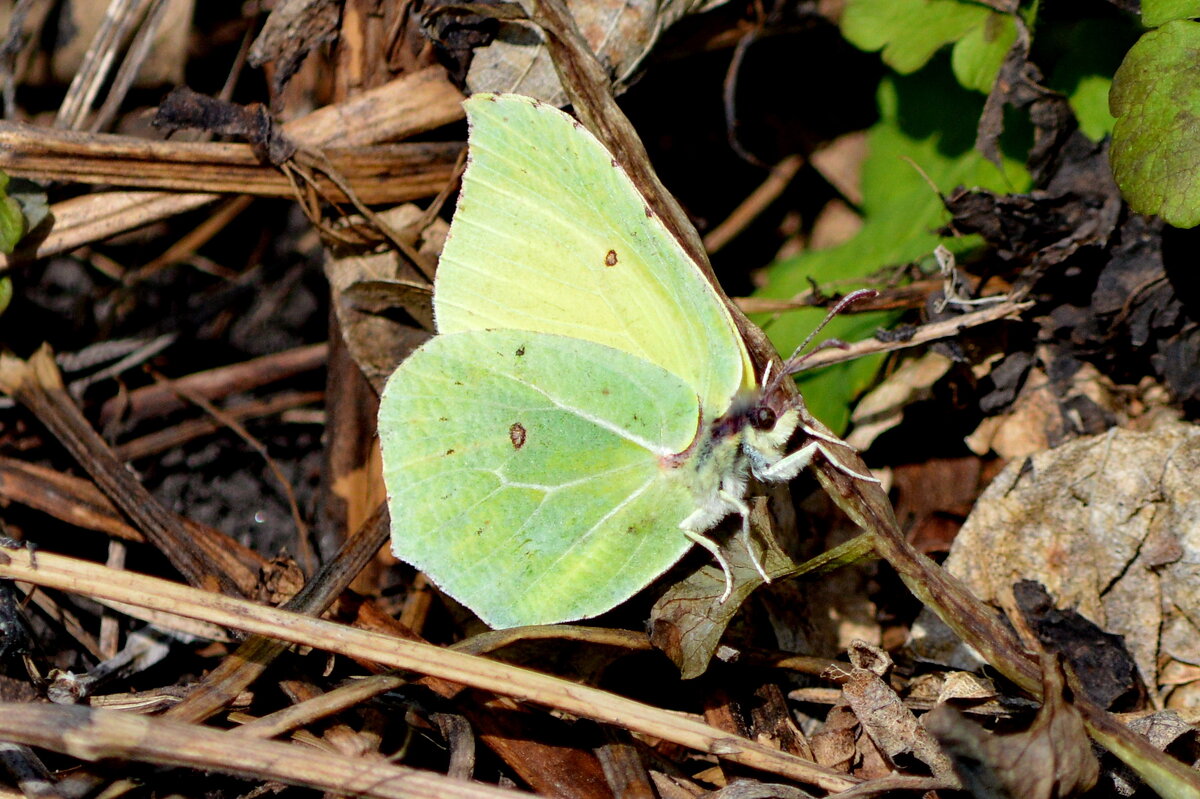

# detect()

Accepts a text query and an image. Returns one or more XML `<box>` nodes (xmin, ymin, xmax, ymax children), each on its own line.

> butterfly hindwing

<box><xmin>380</xmin><ymin>328</ymin><xmax>705</xmax><ymax>627</ymax></box>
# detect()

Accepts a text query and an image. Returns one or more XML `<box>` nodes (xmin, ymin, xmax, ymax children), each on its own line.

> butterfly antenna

<box><xmin>772</xmin><ymin>289</ymin><xmax>878</xmax><ymax>386</ymax></box>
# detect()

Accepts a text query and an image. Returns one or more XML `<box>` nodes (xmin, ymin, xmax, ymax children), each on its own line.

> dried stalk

<box><xmin>0</xmin><ymin>123</ymin><xmax>460</xmax><ymax>203</ymax></box>
<box><xmin>0</xmin><ymin>66</ymin><xmax>465</xmax><ymax>267</ymax></box>
<box><xmin>0</xmin><ymin>347</ymin><xmax>251</xmax><ymax>597</ymax></box>
<box><xmin>162</xmin><ymin>501</ymin><xmax>388</xmax><ymax>723</ymax></box>
<box><xmin>0</xmin><ymin>547</ymin><xmax>859</xmax><ymax>793</ymax></box>
<box><xmin>0</xmin><ymin>703</ymin><xmax>518</xmax><ymax>799</ymax></box>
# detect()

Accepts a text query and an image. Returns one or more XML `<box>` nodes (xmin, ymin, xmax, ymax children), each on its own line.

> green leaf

<box><xmin>1109</xmin><ymin>20</ymin><xmax>1200</xmax><ymax>228</ymax></box>
<box><xmin>753</xmin><ymin>71</ymin><xmax>1032</xmax><ymax>432</ymax></box>
<box><xmin>1142</xmin><ymin>0</ymin><xmax>1200</xmax><ymax>27</ymax></box>
<box><xmin>5</xmin><ymin>177</ymin><xmax>48</xmax><ymax>235</ymax></box>
<box><xmin>0</xmin><ymin>171</ymin><xmax>25</xmax><ymax>254</ymax></box>
<box><xmin>1068</xmin><ymin>74</ymin><xmax>1117</xmax><ymax>142</ymax></box>
<box><xmin>950</xmin><ymin>12</ymin><xmax>1018</xmax><ymax>93</ymax></box>
<box><xmin>841</xmin><ymin>0</ymin><xmax>1015</xmax><ymax>93</ymax></box>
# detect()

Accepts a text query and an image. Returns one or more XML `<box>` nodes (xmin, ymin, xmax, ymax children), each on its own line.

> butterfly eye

<box><xmin>750</xmin><ymin>406</ymin><xmax>777</xmax><ymax>430</ymax></box>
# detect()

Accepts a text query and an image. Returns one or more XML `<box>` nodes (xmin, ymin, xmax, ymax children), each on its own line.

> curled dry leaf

<box><xmin>1013</xmin><ymin>579</ymin><xmax>1144</xmax><ymax>710</ymax></box>
<box><xmin>649</xmin><ymin>494</ymin><xmax>796</xmax><ymax>679</ymax></box>
<box><xmin>905</xmin><ymin>671</ymin><xmax>1038</xmax><ymax>720</ymax></box>
<box><xmin>846</xmin><ymin>351</ymin><xmax>953</xmax><ymax>451</ymax></box>
<box><xmin>325</xmin><ymin>204</ymin><xmax>446</xmax><ymax>391</ymax></box>
<box><xmin>808</xmin><ymin>704</ymin><xmax>860</xmax><ymax>773</ymax></box>
<box><xmin>247</xmin><ymin>0</ymin><xmax>341</xmax><ymax>100</ymax></box>
<box><xmin>965</xmin><ymin>358</ymin><xmax>1123</xmax><ymax>460</ymax></box>
<box><xmin>651</xmin><ymin>487</ymin><xmax>882</xmax><ymax>677</ymax></box>
<box><xmin>834</xmin><ymin>641</ymin><xmax>953</xmax><ymax>778</ymax></box>
<box><xmin>464</xmin><ymin>0</ymin><xmax>730</xmax><ymax>106</ymax></box>
<box><xmin>925</xmin><ymin>656</ymin><xmax>1100</xmax><ymax>799</ymax></box>
<box><xmin>910</xmin><ymin>420</ymin><xmax>1200</xmax><ymax>697</ymax></box>
<box><xmin>938</xmin><ymin>671</ymin><xmax>998</xmax><ymax>704</ymax></box>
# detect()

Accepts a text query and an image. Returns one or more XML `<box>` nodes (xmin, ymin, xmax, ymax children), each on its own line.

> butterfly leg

<box><xmin>763</xmin><ymin>425</ymin><xmax>881</xmax><ymax>485</ymax></box>
<box><xmin>756</xmin><ymin>439</ymin><xmax>824</xmax><ymax>484</ymax></box>
<box><xmin>718</xmin><ymin>489</ymin><xmax>771</xmax><ymax>584</ymax></box>
<box><xmin>682</xmin><ymin>528</ymin><xmax>734</xmax><ymax>603</ymax></box>
<box><xmin>810</xmin><ymin>443</ymin><xmax>879</xmax><ymax>483</ymax></box>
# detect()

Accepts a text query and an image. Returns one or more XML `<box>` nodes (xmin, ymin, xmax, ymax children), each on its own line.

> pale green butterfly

<box><xmin>378</xmin><ymin>93</ymin><xmax>870</xmax><ymax>629</ymax></box>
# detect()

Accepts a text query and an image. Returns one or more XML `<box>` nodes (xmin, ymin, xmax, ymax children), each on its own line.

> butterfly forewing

<box><xmin>379</xmin><ymin>329</ymin><xmax>704</xmax><ymax>627</ymax></box>
<box><xmin>434</xmin><ymin>94</ymin><xmax>754</xmax><ymax>416</ymax></box>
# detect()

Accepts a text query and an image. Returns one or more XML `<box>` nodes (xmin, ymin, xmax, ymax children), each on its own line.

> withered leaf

<box><xmin>247</xmin><ymin>0</ymin><xmax>341</xmax><ymax>103</ymax></box>
<box><xmin>649</xmin><ymin>496</ymin><xmax>796</xmax><ymax>679</ymax></box>
<box><xmin>836</xmin><ymin>642</ymin><xmax>953</xmax><ymax>778</ymax></box>
<box><xmin>910</xmin><ymin>422</ymin><xmax>1200</xmax><ymax>692</ymax></box>
<box><xmin>153</xmin><ymin>87</ymin><xmax>296</xmax><ymax>165</ymax></box>
<box><xmin>924</xmin><ymin>656</ymin><xmax>1100</xmax><ymax>799</ymax></box>
<box><xmin>1014</xmin><ymin>580</ymin><xmax>1144</xmax><ymax>710</ymax></box>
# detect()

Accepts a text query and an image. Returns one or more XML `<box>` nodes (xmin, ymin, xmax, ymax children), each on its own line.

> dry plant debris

<box><xmin>0</xmin><ymin>2</ymin><xmax>1196</xmax><ymax>799</ymax></box>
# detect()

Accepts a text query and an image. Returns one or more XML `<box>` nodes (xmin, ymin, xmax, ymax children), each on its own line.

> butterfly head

<box><xmin>710</xmin><ymin>390</ymin><xmax>801</xmax><ymax>460</ymax></box>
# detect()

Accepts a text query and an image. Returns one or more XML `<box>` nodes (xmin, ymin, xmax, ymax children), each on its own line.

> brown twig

<box><xmin>1</xmin><ymin>191</ymin><xmax>220</xmax><ymax>268</ymax></box>
<box><xmin>0</xmin><ymin>346</ymin><xmax>248</xmax><ymax>598</ymax></box>
<box><xmin>54</xmin><ymin>0</ymin><xmax>158</xmax><ymax>130</ymax></box>
<box><xmin>129</xmin><ymin>195</ymin><xmax>255</xmax><ymax>281</ymax></box>
<box><xmin>0</xmin><ymin>123</ymin><xmax>460</xmax><ymax>203</ymax></box>
<box><xmin>0</xmin><ymin>455</ymin><xmax>266</xmax><ymax>587</ymax></box>
<box><xmin>231</xmin><ymin>673</ymin><xmax>406</xmax><ymax>740</ymax></box>
<box><xmin>163</xmin><ymin>502</ymin><xmax>389</xmax><ymax>724</ymax></box>
<box><xmin>0</xmin><ymin>703</ymin><xmax>519</xmax><ymax>799</ymax></box>
<box><xmin>114</xmin><ymin>390</ymin><xmax>323</xmax><ymax>461</ymax></box>
<box><xmin>0</xmin><ymin>456</ymin><xmax>146</xmax><ymax>542</ymax></box>
<box><xmin>87</xmin><ymin>0</ymin><xmax>172</xmax><ymax>133</ymax></box>
<box><xmin>283</xmin><ymin>65</ymin><xmax>465</xmax><ymax>148</ymax></box>
<box><xmin>791</xmin><ymin>299</ymin><xmax>1034</xmax><ymax>372</ymax></box>
<box><xmin>98</xmin><ymin>342</ymin><xmax>327</xmax><ymax>426</ymax></box>
<box><xmin>704</xmin><ymin>154</ymin><xmax>805</xmax><ymax>254</ymax></box>
<box><xmin>0</xmin><ymin>67</ymin><xmax>465</xmax><ymax>268</ymax></box>
<box><xmin>734</xmin><ymin>280</ymin><xmax>942</xmax><ymax>315</ymax></box>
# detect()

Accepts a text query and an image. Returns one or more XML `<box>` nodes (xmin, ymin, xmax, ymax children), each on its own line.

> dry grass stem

<box><xmin>0</xmin><ymin>547</ymin><xmax>859</xmax><ymax>793</ymax></box>
<box><xmin>0</xmin><ymin>703</ymin><xmax>521</xmax><ymax>799</ymax></box>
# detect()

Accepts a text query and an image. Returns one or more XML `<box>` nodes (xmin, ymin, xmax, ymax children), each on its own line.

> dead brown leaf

<box><xmin>911</xmin><ymin>420</ymin><xmax>1200</xmax><ymax>697</ymax></box>
<box><xmin>324</xmin><ymin>204</ymin><xmax>446</xmax><ymax>391</ymax></box>
<box><xmin>833</xmin><ymin>642</ymin><xmax>953</xmax><ymax>778</ymax></box>
<box><xmin>809</xmin><ymin>705</ymin><xmax>859</xmax><ymax>773</ymax></box>
<box><xmin>846</xmin><ymin>352</ymin><xmax>954</xmax><ymax>451</ymax></box>
<box><xmin>924</xmin><ymin>656</ymin><xmax>1100</xmax><ymax>799</ymax></box>
<box><xmin>461</xmin><ymin>0</ymin><xmax>729</xmax><ymax>106</ymax></box>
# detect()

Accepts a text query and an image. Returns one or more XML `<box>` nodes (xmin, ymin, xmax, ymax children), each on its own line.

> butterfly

<box><xmin>378</xmin><ymin>94</ymin><xmax>874</xmax><ymax>628</ymax></box>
